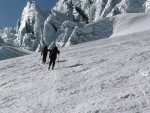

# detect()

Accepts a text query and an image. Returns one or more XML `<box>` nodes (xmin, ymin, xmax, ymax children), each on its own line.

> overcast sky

<box><xmin>0</xmin><ymin>0</ymin><xmax>57</xmax><ymax>27</ymax></box>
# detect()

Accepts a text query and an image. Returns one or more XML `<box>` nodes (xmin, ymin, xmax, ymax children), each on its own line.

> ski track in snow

<box><xmin>1</xmin><ymin>30</ymin><xmax>150</xmax><ymax>113</ymax></box>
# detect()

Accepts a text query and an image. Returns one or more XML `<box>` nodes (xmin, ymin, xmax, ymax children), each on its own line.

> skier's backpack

<box><xmin>42</xmin><ymin>46</ymin><xmax>48</xmax><ymax>55</ymax></box>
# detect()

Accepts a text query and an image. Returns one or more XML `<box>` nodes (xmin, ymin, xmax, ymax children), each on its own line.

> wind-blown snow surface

<box><xmin>1</xmin><ymin>30</ymin><xmax>150</xmax><ymax>113</ymax></box>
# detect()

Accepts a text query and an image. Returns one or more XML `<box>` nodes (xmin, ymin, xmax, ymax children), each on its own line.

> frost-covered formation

<box><xmin>61</xmin><ymin>0</ymin><xmax>149</xmax><ymax>21</ymax></box>
<box><xmin>16</xmin><ymin>1</ymin><xmax>49</xmax><ymax>51</ymax></box>
<box><xmin>0</xmin><ymin>27</ymin><xmax>16</xmax><ymax>44</ymax></box>
<box><xmin>0</xmin><ymin>35</ymin><xmax>31</xmax><ymax>60</ymax></box>
<box><xmin>16</xmin><ymin>0</ymin><xmax>150</xmax><ymax>50</ymax></box>
<box><xmin>51</xmin><ymin>0</ymin><xmax>150</xmax><ymax>46</ymax></box>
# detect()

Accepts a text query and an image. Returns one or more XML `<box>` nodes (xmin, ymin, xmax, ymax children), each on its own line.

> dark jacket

<box><xmin>49</xmin><ymin>47</ymin><xmax>60</xmax><ymax>59</ymax></box>
<box><xmin>41</xmin><ymin>46</ymin><xmax>49</xmax><ymax>56</ymax></box>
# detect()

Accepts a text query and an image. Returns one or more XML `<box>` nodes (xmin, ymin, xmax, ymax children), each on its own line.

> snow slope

<box><xmin>1</xmin><ymin>29</ymin><xmax>150</xmax><ymax>113</ymax></box>
<box><xmin>0</xmin><ymin>46</ymin><xmax>32</xmax><ymax>61</ymax></box>
<box><xmin>0</xmin><ymin>36</ymin><xmax>31</xmax><ymax>61</ymax></box>
<box><xmin>112</xmin><ymin>12</ymin><xmax>150</xmax><ymax>37</ymax></box>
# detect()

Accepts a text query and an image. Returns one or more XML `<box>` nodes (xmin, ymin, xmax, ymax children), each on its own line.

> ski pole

<box><xmin>46</xmin><ymin>57</ymin><xmax>49</xmax><ymax>68</ymax></box>
<box><xmin>58</xmin><ymin>54</ymin><xmax>59</xmax><ymax>68</ymax></box>
<box><xmin>39</xmin><ymin>54</ymin><xmax>42</xmax><ymax>64</ymax></box>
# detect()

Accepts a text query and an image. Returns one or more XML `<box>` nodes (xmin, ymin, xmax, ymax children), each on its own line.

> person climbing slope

<box><xmin>48</xmin><ymin>46</ymin><xmax>60</xmax><ymax>70</ymax></box>
<box><xmin>41</xmin><ymin>45</ymin><xmax>49</xmax><ymax>64</ymax></box>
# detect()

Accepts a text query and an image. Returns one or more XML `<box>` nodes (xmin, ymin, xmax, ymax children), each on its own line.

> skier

<box><xmin>48</xmin><ymin>46</ymin><xmax>60</xmax><ymax>70</ymax></box>
<box><xmin>41</xmin><ymin>45</ymin><xmax>49</xmax><ymax>64</ymax></box>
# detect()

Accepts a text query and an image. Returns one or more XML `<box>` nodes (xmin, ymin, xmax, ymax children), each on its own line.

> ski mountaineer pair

<box><xmin>41</xmin><ymin>46</ymin><xmax>60</xmax><ymax>70</ymax></box>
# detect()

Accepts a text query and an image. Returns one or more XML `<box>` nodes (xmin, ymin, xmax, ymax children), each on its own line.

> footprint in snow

<box><xmin>141</xmin><ymin>70</ymin><xmax>150</xmax><ymax>77</ymax></box>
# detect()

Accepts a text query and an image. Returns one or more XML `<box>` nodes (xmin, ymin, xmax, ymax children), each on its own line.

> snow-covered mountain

<box><xmin>16</xmin><ymin>1</ymin><xmax>49</xmax><ymax>51</ymax></box>
<box><xmin>2</xmin><ymin>0</ymin><xmax>150</xmax><ymax>112</ymax></box>
<box><xmin>1</xmin><ymin>26</ymin><xmax>150</xmax><ymax>113</ymax></box>
<box><xmin>1</xmin><ymin>0</ymin><xmax>150</xmax><ymax>59</ymax></box>
<box><xmin>14</xmin><ymin>0</ymin><xmax>150</xmax><ymax>51</ymax></box>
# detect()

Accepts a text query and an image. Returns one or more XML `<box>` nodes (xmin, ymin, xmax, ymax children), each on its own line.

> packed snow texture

<box><xmin>1</xmin><ymin>29</ymin><xmax>150</xmax><ymax>113</ymax></box>
<box><xmin>15</xmin><ymin>0</ymin><xmax>150</xmax><ymax>51</ymax></box>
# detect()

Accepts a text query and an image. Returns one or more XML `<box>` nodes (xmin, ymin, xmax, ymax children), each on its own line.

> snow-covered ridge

<box><xmin>15</xmin><ymin>0</ymin><xmax>150</xmax><ymax>51</ymax></box>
